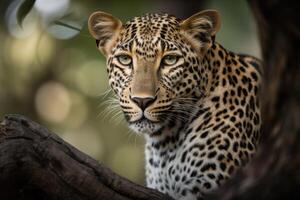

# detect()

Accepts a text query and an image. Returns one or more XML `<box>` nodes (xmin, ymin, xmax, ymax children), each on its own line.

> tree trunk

<box><xmin>0</xmin><ymin>0</ymin><xmax>299</xmax><ymax>199</ymax></box>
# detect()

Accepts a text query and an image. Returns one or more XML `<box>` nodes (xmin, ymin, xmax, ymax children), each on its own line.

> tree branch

<box><xmin>0</xmin><ymin>114</ymin><xmax>173</xmax><ymax>200</ymax></box>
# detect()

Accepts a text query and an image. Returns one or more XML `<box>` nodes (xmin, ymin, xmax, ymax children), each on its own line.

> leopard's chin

<box><xmin>129</xmin><ymin>118</ymin><xmax>162</xmax><ymax>135</ymax></box>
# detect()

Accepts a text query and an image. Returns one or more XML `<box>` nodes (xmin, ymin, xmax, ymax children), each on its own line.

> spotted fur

<box><xmin>88</xmin><ymin>10</ymin><xmax>261</xmax><ymax>200</ymax></box>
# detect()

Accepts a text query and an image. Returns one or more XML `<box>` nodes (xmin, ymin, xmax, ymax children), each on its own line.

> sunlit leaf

<box><xmin>16</xmin><ymin>0</ymin><xmax>36</xmax><ymax>27</ymax></box>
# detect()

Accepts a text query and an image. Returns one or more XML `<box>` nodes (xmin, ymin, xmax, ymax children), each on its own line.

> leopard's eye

<box><xmin>162</xmin><ymin>55</ymin><xmax>179</xmax><ymax>66</ymax></box>
<box><xmin>117</xmin><ymin>55</ymin><xmax>132</xmax><ymax>66</ymax></box>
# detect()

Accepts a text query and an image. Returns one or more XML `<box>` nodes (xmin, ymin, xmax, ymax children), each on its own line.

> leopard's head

<box><xmin>88</xmin><ymin>10</ymin><xmax>220</xmax><ymax>135</ymax></box>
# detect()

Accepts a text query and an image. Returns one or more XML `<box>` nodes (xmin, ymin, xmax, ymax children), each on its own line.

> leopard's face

<box><xmin>107</xmin><ymin>15</ymin><xmax>202</xmax><ymax>134</ymax></box>
<box><xmin>88</xmin><ymin>11</ymin><xmax>220</xmax><ymax>135</ymax></box>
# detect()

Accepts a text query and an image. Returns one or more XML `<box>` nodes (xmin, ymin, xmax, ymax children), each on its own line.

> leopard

<box><xmin>88</xmin><ymin>9</ymin><xmax>262</xmax><ymax>200</ymax></box>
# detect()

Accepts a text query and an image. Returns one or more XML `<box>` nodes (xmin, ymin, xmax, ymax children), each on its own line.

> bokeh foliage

<box><xmin>0</xmin><ymin>0</ymin><xmax>259</xmax><ymax>184</ymax></box>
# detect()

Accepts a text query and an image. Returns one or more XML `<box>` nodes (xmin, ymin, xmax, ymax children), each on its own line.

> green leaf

<box><xmin>16</xmin><ymin>0</ymin><xmax>36</xmax><ymax>27</ymax></box>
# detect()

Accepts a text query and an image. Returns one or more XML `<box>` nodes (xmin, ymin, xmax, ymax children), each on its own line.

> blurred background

<box><xmin>0</xmin><ymin>0</ymin><xmax>260</xmax><ymax>185</ymax></box>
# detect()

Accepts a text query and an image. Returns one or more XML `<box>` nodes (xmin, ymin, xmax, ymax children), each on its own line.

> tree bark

<box><xmin>0</xmin><ymin>115</ymin><xmax>173</xmax><ymax>200</ymax></box>
<box><xmin>0</xmin><ymin>0</ymin><xmax>299</xmax><ymax>200</ymax></box>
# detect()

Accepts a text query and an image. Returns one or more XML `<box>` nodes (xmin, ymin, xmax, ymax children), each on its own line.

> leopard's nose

<box><xmin>130</xmin><ymin>96</ymin><xmax>156</xmax><ymax>111</ymax></box>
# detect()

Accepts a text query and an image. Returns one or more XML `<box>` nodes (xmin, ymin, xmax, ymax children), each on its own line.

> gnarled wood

<box><xmin>0</xmin><ymin>115</ymin><xmax>173</xmax><ymax>200</ymax></box>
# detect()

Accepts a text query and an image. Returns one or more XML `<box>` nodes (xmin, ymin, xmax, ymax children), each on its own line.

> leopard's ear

<box><xmin>88</xmin><ymin>11</ymin><xmax>122</xmax><ymax>56</ymax></box>
<box><xmin>180</xmin><ymin>10</ymin><xmax>221</xmax><ymax>53</ymax></box>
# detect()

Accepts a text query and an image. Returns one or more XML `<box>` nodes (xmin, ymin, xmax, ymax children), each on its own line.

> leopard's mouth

<box><xmin>131</xmin><ymin>115</ymin><xmax>159</xmax><ymax>124</ymax></box>
<box><xmin>129</xmin><ymin>117</ymin><xmax>162</xmax><ymax>135</ymax></box>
